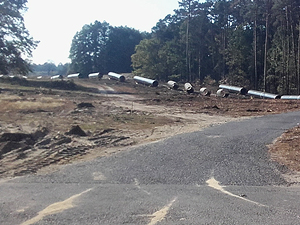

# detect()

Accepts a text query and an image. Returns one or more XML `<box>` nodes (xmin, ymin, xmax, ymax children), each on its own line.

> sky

<box><xmin>23</xmin><ymin>0</ymin><xmax>180</xmax><ymax>65</ymax></box>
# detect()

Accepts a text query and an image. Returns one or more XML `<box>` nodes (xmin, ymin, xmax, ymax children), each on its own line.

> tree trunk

<box><xmin>264</xmin><ymin>12</ymin><xmax>269</xmax><ymax>92</ymax></box>
<box><xmin>254</xmin><ymin>1</ymin><xmax>258</xmax><ymax>90</ymax></box>
<box><xmin>298</xmin><ymin>21</ymin><xmax>300</xmax><ymax>94</ymax></box>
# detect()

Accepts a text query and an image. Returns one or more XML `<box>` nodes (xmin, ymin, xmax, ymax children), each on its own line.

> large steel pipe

<box><xmin>108</xmin><ymin>72</ymin><xmax>125</xmax><ymax>82</ymax></box>
<box><xmin>184</xmin><ymin>83</ymin><xmax>194</xmax><ymax>94</ymax></box>
<box><xmin>67</xmin><ymin>73</ymin><xmax>80</xmax><ymax>78</ymax></box>
<box><xmin>134</xmin><ymin>76</ymin><xmax>158</xmax><ymax>87</ymax></box>
<box><xmin>88</xmin><ymin>72</ymin><xmax>103</xmax><ymax>79</ymax></box>
<box><xmin>247</xmin><ymin>90</ymin><xmax>281</xmax><ymax>99</ymax></box>
<box><xmin>167</xmin><ymin>80</ymin><xmax>179</xmax><ymax>90</ymax></box>
<box><xmin>200</xmin><ymin>87</ymin><xmax>211</xmax><ymax>96</ymax></box>
<box><xmin>280</xmin><ymin>95</ymin><xmax>300</xmax><ymax>100</ymax></box>
<box><xmin>216</xmin><ymin>89</ymin><xmax>229</xmax><ymax>98</ymax></box>
<box><xmin>219</xmin><ymin>84</ymin><xmax>247</xmax><ymax>95</ymax></box>
<box><xmin>50</xmin><ymin>75</ymin><xmax>63</xmax><ymax>80</ymax></box>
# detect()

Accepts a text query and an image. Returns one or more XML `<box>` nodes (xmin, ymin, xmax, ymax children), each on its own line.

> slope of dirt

<box><xmin>0</xmin><ymin>75</ymin><xmax>299</xmax><ymax>179</ymax></box>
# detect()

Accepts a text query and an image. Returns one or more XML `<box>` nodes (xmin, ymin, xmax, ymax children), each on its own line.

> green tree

<box><xmin>131</xmin><ymin>38</ymin><xmax>162</xmax><ymax>79</ymax></box>
<box><xmin>69</xmin><ymin>21</ymin><xmax>144</xmax><ymax>76</ymax></box>
<box><xmin>225</xmin><ymin>26</ymin><xmax>253</xmax><ymax>86</ymax></box>
<box><xmin>106</xmin><ymin>26</ymin><xmax>144</xmax><ymax>73</ymax></box>
<box><xmin>69</xmin><ymin>21</ymin><xmax>110</xmax><ymax>76</ymax></box>
<box><xmin>0</xmin><ymin>0</ymin><xmax>37</xmax><ymax>75</ymax></box>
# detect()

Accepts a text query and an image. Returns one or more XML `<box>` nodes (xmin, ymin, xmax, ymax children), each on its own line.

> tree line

<box><xmin>2</xmin><ymin>0</ymin><xmax>300</xmax><ymax>95</ymax></box>
<box><xmin>132</xmin><ymin>0</ymin><xmax>300</xmax><ymax>95</ymax></box>
<box><xmin>68</xmin><ymin>21</ymin><xmax>147</xmax><ymax>77</ymax></box>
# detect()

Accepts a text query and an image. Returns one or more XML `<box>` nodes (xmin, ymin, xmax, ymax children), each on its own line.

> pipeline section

<box><xmin>219</xmin><ymin>84</ymin><xmax>247</xmax><ymax>95</ymax></box>
<box><xmin>280</xmin><ymin>95</ymin><xmax>300</xmax><ymax>100</ymax></box>
<box><xmin>184</xmin><ymin>83</ymin><xmax>194</xmax><ymax>94</ymax></box>
<box><xmin>247</xmin><ymin>90</ymin><xmax>281</xmax><ymax>99</ymax></box>
<box><xmin>134</xmin><ymin>76</ymin><xmax>158</xmax><ymax>87</ymax></box>
<box><xmin>167</xmin><ymin>80</ymin><xmax>179</xmax><ymax>90</ymax></box>
<box><xmin>50</xmin><ymin>75</ymin><xmax>63</xmax><ymax>80</ymax></box>
<box><xmin>200</xmin><ymin>87</ymin><xmax>211</xmax><ymax>96</ymax></box>
<box><xmin>67</xmin><ymin>73</ymin><xmax>81</xmax><ymax>78</ymax></box>
<box><xmin>108</xmin><ymin>72</ymin><xmax>125</xmax><ymax>82</ymax></box>
<box><xmin>88</xmin><ymin>72</ymin><xmax>103</xmax><ymax>79</ymax></box>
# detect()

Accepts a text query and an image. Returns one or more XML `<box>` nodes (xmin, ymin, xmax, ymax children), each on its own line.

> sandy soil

<box><xmin>0</xmin><ymin>75</ymin><xmax>299</xmax><ymax>181</ymax></box>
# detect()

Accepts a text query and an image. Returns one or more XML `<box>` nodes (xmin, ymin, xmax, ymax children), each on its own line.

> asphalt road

<box><xmin>1</xmin><ymin>111</ymin><xmax>300</xmax><ymax>224</ymax></box>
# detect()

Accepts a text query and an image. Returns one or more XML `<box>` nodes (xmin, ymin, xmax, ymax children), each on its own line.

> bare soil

<box><xmin>0</xmin><ymin>75</ymin><xmax>299</xmax><ymax>180</ymax></box>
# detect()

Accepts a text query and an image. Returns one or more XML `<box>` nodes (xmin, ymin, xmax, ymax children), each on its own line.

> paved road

<box><xmin>1</xmin><ymin>111</ymin><xmax>300</xmax><ymax>224</ymax></box>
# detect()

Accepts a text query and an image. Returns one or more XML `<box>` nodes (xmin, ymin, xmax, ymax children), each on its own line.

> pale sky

<box><xmin>24</xmin><ymin>0</ymin><xmax>180</xmax><ymax>65</ymax></box>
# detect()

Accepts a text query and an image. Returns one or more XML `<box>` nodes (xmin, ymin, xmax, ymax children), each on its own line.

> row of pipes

<box><xmin>46</xmin><ymin>73</ymin><xmax>300</xmax><ymax>100</ymax></box>
<box><xmin>218</xmin><ymin>84</ymin><xmax>300</xmax><ymax>100</ymax></box>
<box><xmin>51</xmin><ymin>72</ymin><xmax>160</xmax><ymax>87</ymax></box>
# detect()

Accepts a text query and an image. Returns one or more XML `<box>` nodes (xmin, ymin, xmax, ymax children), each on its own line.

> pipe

<box><xmin>247</xmin><ymin>90</ymin><xmax>281</xmax><ymax>99</ymax></box>
<box><xmin>88</xmin><ymin>72</ymin><xmax>103</xmax><ymax>79</ymax></box>
<box><xmin>133</xmin><ymin>76</ymin><xmax>158</xmax><ymax>87</ymax></box>
<box><xmin>167</xmin><ymin>80</ymin><xmax>179</xmax><ymax>90</ymax></box>
<box><xmin>50</xmin><ymin>75</ymin><xmax>63</xmax><ymax>80</ymax></box>
<box><xmin>219</xmin><ymin>84</ymin><xmax>247</xmax><ymax>95</ymax></box>
<box><xmin>280</xmin><ymin>95</ymin><xmax>300</xmax><ymax>100</ymax></box>
<box><xmin>108</xmin><ymin>72</ymin><xmax>125</xmax><ymax>82</ymax></box>
<box><xmin>216</xmin><ymin>89</ymin><xmax>229</xmax><ymax>98</ymax></box>
<box><xmin>67</xmin><ymin>73</ymin><xmax>80</xmax><ymax>78</ymax></box>
<box><xmin>200</xmin><ymin>87</ymin><xmax>211</xmax><ymax>96</ymax></box>
<box><xmin>184</xmin><ymin>83</ymin><xmax>194</xmax><ymax>94</ymax></box>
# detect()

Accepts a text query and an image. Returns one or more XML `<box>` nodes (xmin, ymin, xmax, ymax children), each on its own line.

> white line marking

<box><xmin>20</xmin><ymin>188</ymin><xmax>92</xmax><ymax>225</ymax></box>
<box><xmin>148</xmin><ymin>197</ymin><xmax>177</xmax><ymax>225</ymax></box>
<box><xmin>206</xmin><ymin>177</ymin><xmax>267</xmax><ymax>207</ymax></box>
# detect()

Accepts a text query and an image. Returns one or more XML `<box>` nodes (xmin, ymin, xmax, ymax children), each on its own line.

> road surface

<box><xmin>1</xmin><ymin>111</ymin><xmax>300</xmax><ymax>224</ymax></box>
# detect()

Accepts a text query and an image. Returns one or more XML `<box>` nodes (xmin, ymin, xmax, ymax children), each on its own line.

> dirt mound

<box><xmin>77</xmin><ymin>102</ymin><xmax>94</xmax><ymax>108</ymax></box>
<box><xmin>66</xmin><ymin>125</ymin><xmax>87</xmax><ymax>136</ymax></box>
<box><xmin>0</xmin><ymin>128</ymin><xmax>49</xmax><ymax>158</ymax></box>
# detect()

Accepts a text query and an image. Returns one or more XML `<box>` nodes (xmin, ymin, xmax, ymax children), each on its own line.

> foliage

<box><xmin>0</xmin><ymin>0</ymin><xmax>37</xmax><ymax>75</ymax></box>
<box><xmin>69</xmin><ymin>21</ymin><xmax>144</xmax><ymax>76</ymax></box>
<box><xmin>131</xmin><ymin>0</ymin><xmax>300</xmax><ymax>95</ymax></box>
<box><xmin>30</xmin><ymin>62</ymin><xmax>70</xmax><ymax>76</ymax></box>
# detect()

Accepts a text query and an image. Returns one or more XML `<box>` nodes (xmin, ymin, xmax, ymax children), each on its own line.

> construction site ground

<box><xmin>0</xmin><ymin>74</ymin><xmax>300</xmax><ymax>181</ymax></box>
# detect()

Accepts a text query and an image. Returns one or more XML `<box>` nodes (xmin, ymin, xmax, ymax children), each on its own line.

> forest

<box><xmin>131</xmin><ymin>0</ymin><xmax>300</xmax><ymax>95</ymax></box>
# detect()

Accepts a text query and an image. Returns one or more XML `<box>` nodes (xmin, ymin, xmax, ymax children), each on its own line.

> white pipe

<box><xmin>108</xmin><ymin>72</ymin><xmax>125</xmax><ymax>82</ymax></box>
<box><xmin>134</xmin><ymin>76</ymin><xmax>158</xmax><ymax>87</ymax></box>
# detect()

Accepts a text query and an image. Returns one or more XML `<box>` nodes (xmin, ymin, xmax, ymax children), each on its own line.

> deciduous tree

<box><xmin>0</xmin><ymin>0</ymin><xmax>37</xmax><ymax>74</ymax></box>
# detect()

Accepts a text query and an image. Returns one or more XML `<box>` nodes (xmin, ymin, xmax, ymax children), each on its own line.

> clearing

<box><xmin>0</xmin><ymin>74</ymin><xmax>299</xmax><ymax>181</ymax></box>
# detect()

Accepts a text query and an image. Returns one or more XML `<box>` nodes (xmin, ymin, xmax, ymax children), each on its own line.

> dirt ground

<box><xmin>0</xmin><ymin>74</ymin><xmax>299</xmax><ymax>181</ymax></box>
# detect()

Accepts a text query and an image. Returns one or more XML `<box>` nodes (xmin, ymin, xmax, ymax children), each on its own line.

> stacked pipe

<box><xmin>133</xmin><ymin>76</ymin><xmax>158</xmax><ymax>87</ymax></box>
<box><xmin>108</xmin><ymin>72</ymin><xmax>125</xmax><ymax>82</ymax></box>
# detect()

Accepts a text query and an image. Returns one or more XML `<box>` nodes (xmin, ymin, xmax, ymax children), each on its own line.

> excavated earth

<box><xmin>0</xmin><ymin>74</ymin><xmax>299</xmax><ymax>180</ymax></box>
